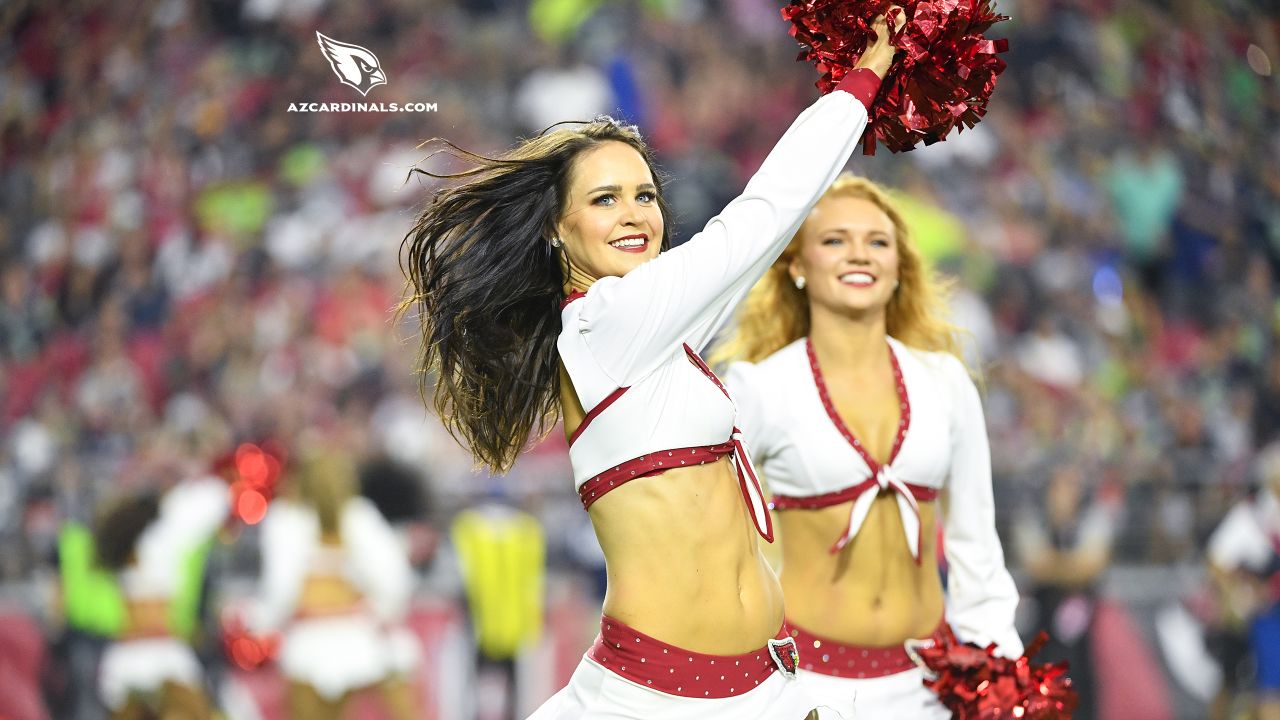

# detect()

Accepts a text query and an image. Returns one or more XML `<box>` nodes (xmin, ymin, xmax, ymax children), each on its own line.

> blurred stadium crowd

<box><xmin>1</xmin><ymin>0</ymin><xmax>1278</xmax><ymax>718</ymax></box>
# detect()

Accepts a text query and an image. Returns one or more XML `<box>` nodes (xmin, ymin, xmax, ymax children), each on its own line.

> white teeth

<box><xmin>840</xmin><ymin>272</ymin><xmax>876</xmax><ymax>285</ymax></box>
<box><xmin>610</xmin><ymin>237</ymin><xmax>646</xmax><ymax>248</ymax></box>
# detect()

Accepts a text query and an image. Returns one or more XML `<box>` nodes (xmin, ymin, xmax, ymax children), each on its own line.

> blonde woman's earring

<box><xmin>794</xmin><ymin>276</ymin><xmax>806</xmax><ymax>290</ymax></box>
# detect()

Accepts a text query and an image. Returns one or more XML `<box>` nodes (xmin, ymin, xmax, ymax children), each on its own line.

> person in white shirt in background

<box><xmin>1207</xmin><ymin>442</ymin><xmax>1280</xmax><ymax>720</ymax></box>
<box><xmin>718</xmin><ymin>175</ymin><xmax>1023</xmax><ymax>720</ymax></box>
<box><xmin>252</xmin><ymin>449</ymin><xmax>417</xmax><ymax>720</ymax></box>
<box><xmin>95</xmin><ymin>476</ymin><xmax>229</xmax><ymax>719</ymax></box>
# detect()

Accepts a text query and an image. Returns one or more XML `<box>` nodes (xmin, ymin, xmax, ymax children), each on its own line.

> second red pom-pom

<box><xmin>909</xmin><ymin>627</ymin><xmax>1079</xmax><ymax>719</ymax></box>
<box><xmin>783</xmin><ymin>0</ymin><xmax>1011</xmax><ymax>154</ymax></box>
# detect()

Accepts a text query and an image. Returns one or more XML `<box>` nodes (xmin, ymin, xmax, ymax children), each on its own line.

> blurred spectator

<box><xmin>1104</xmin><ymin>136</ymin><xmax>1184</xmax><ymax>294</ymax></box>
<box><xmin>513</xmin><ymin>46</ymin><xmax>615</xmax><ymax>134</ymax></box>
<box><xmin>1206</xmin><ymin>444</ymin><xmax>1280</xmax><ymax>720</ymax></box>
<box><xmin>452</xmin><ymin>502</ymin><xmax>545</xmax><ymax>720</ymax></box>
<box><xmin>1014</xmin><ymin>462</ymin><xmax>1121</xmax><ymax>720</ymax></box>
<box><xmin>0</xmin><ymin>0</ymin><xmax>1276</xmax><ymax>717</ymax></box>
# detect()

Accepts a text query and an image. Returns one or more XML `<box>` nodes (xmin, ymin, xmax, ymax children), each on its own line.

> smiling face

<box><xmin>555</xmin><ymin>140</ymin><xmax>665</xmax><ymax>283</ymax></box>
<box><xmin>790</xmin><ymin>195</ymin><xmax>900</xmax><ymax>319</ymax></box>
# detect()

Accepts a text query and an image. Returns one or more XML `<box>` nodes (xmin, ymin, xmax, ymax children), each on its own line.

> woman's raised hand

<box><xmin>854</xmin><ymin>6</ymin><xmax>907</xmax><ymax>79</ymax></box>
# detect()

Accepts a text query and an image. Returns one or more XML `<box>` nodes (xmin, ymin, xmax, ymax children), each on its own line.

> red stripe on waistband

<box><xmin>587</xmin><ymin>615</ymin><xmax>793</xmax><ymax>698</ymax></box>
<box><xmin>785</xmin><ymin>619</ymin><xmax>947</xmax><ymax>679</ymax></box>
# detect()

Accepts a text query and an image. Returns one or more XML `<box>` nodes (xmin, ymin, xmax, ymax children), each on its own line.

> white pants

<box><xmin>280</xmin><ymin>615</ymin><xmax>392</xmax><ymax>699</ymax></box>
<box><xmin>528</xmin><ymin>655</ymin><xmax>846</xmax><ymax>720</ymax></box>
<box><xmin>798</xmin><ymin>666</ymin><xmax>950</xmax><ymax>720</ymax></box>
<box><xmin>98</xmin><ymin>638</ymin><xmax>204</xmax><ymax>711</ymax></box>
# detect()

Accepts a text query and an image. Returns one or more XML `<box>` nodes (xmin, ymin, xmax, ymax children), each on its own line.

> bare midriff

<box><xmin>297</xmin><ymin>537</ymin><xmax>364</xmax><ymax>616</ymax></box>
<box><xmin>124</xmin><ymin>597</ymin><xmax>171</xmax><ymax>639</ymax></box>
<box><xmin>777</xmin><ymin>494</ymin><xmax>944</xmax><ymax>646</ymax></box>
<box><xmin>561</xmin><ymin>371</ymin><xmax>784</xmax><ymax>655</ymax></box>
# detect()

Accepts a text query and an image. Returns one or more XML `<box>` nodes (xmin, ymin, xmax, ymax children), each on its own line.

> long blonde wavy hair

<box><xmin>713</xmin><ymin>174</ymin><xmax>967</xmax><ymax>367</ymax></box>
<box><xmin>291</xmin><ymin>449</ymin><xmax>357</xmax><ymax>537</ymax></box>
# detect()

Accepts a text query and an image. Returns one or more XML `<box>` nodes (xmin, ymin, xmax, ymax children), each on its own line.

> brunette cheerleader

<box><xmin>400</xmin><ymin>12</ymin><xmax>904</xmax><ymax>718</ymax></box>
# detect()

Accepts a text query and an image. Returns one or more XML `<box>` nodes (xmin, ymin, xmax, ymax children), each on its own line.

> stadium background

<box><xmin>1</xmin><ymin>0</ymin><xmax>1278</xmax><ymax>718</ymax></box>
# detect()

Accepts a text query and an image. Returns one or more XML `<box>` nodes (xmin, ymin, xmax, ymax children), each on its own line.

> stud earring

<box><xmin>550</xmin><ymin>237</ymin><xmax>563</xmax><ymax>248</ymax></box>
<box><xmin>794</xmin><ymin>276</ymin><xmax>806</xmax><ymax>290</ymax></box>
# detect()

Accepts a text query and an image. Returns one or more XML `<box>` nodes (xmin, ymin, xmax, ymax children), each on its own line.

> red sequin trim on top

<box><xmin>786</xmin><ymin>619</ymin><xmax>948</xmax><ymax>680</ymax></box>
<box><xmin>768</xmin><ymin>339</ymin><xmax>938</xmax><ymax>560</ymax></box>
<box><xmin>771</xmin><ymin>478</ymin><xmax>938</xmax><ymax>511</ymax></box>
<box><xmin>567</xmin><ymin>386</ymin><xmax>629</xmax><ymax>447</ymax></box>
<box><xmin>807</xmin><ymin>337</ymin><xmax>910</xmax><ymax>475</ymax></box>
<box><xmin>561</xmin><ymin>290</ymin><xmax>586</xmax><ymax>309</ymax></box>
<box><xmin>588</xmin><ymin>615</ymin><xmax>797</xmax><ymax>698</ymax></box>
<box><xmin>562</xmin><ymin>291</ymin><xmax>632</xmax><ymax>448</ymax></box>
<box><xmin>683</xmin><ymin>345</ymin><xmax>775</xmax><ymax>542</ymax></box>
<box><xmin>578</xmin><ymin>443</ymin><xmax>734</xmax><ymax>508</ymax></box>
<box><xmin>568</xmin><ymin>342</ymin><xmax>774</xmax><ymax>542</ymax></box>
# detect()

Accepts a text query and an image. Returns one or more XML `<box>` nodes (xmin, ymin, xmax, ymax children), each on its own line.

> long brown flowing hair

<box><xmin>713</xmin><ymin>174</ymin><xmax>966</xmax><ymax>366</ymax></box>
<box><xmin>400</xmin><ymin>118</ymin><xmax>673</xmax><ymax>474</ymax></box>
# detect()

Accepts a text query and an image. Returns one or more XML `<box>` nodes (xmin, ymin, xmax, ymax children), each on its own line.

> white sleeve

<box><xmin>1010</xmin><ymin>511</ymin><xmax>1051</xmax><ymax>567</ymax></box>
<box><xmin>723</xmin><ymin>361</ymin><xmax>777</xmax><ymax>463</ymax></box>
<box><xmin>1207</xmin><ymin>502</ymin><xmax>1268</xmax><ymax>573</ymax></box>
<box><xmin>157</xmin><ymin>476</ymin><xmax>230</xmax><ymax>544</ymax></box>
<box><xmin>343</xmin><ymin>498</ymin><xmax>414</xmax><ymax>623</ymax></box>
<box><xmin>573</xmin><ymin>91</ymin><xmax>869</xmax><ymax>385</ymax></box>
<box><xmin>941</xmin><ymin>355</ymin><xmax>1024</xmax><ymax>658</ymax></box>
<box><xmin>251</xmin><ymin>501</ymin><xmax>314</xmax><ymax>633</ymax></box>
<box><xmin>133</xmin><ymin>478</ymin><xmax>230</xmax><ymax>598</ymax></box>
<box><xmin>1076</xmin><ymin>503</ymin><xmax>1117</xmax><ymax>555</ymax></box>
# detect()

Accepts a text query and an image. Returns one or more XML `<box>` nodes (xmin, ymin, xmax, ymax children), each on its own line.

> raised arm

<box><xmin>344</xmin><ymin>497</ymin><xmax>414</xmax><ymax>624</ymax></box>
<box><xmin>572</xmin><ymin>74</ymin><xmax>879</xmax><ymax>385</ymax></box>
<box><xmin>941</xmin><ymin>355</ymin><xmax>1024</xmax><ymax>657</ymax></box>
<box><xmin>251</xmin><ymin>501</ymin><xmax>312</xmax><ymax>634</ymax></box>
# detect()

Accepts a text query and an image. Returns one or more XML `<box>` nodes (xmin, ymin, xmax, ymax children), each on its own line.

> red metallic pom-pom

<box><xmin>783</xmin><ymin>0</ymin><xmax>1010</xmax><ymax>154</ymax></box>
<box><xmin>911</xmin><ymin>628</ymin><xmax>1078</xmax><ymax>719</ymax></box>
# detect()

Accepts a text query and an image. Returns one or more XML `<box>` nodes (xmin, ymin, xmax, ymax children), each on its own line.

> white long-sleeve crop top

<box><xmin>558</xmin><ymin>70</ymin><xmax>881</xmax><ymax>542</ymax></box>
<box><xmin>724</xmin><ymin>337</ymin><xmax>1024</xmax><ymax>656</ymax></box>
<box><xmin>253</xmin><ymin>497</ymin><xmax>413</xmax><ymax>633</ymax></box>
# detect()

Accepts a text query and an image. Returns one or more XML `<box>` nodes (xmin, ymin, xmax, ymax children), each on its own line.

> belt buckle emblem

<box><xmin>767</xmin><ymin>636</ymin><xmax>799</xmax><ymax>678</ymax></box>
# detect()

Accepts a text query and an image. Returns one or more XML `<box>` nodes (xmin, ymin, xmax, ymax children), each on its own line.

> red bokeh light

<box><xmin>235</xmin><ymin>443</ymin><xmax>270</xmax><ymax>488</ymax></box>
<box><xmin>230</xmin><ymin>637</ymin><xmax>264</xmax><ymax>670</ymax></box>
<box><xmin>235</xmin><ymin>487</ymin><xmax>269</xmax><ymax>525</ymax></box>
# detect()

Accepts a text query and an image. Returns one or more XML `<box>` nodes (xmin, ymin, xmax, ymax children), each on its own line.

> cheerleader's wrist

<box><xmin>833</xmin><ymin>68</ymin><xmax>882</xmax><ymax>112</ymax></box>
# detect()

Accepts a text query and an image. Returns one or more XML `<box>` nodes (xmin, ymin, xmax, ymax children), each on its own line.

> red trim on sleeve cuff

<box><xmin>833</xmin><ymin>68</ymin><xmax>882</xmax><ymax>112</ymax></box>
